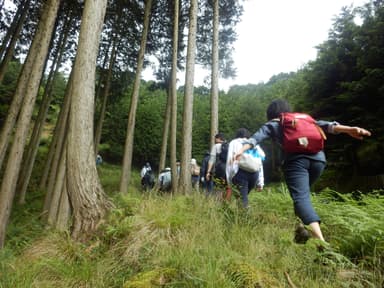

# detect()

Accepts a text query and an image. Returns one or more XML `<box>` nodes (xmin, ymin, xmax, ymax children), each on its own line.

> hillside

<box><xmin>0</xmin><ymin>164</ymin><xmax>383</xmax><ymax>287</ymax></box>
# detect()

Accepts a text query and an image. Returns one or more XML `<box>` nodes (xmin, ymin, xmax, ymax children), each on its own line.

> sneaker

<box><xmin>294</xmin><ymin>224</ymin><xmax>311</xmax><ymax>244</ymax></box>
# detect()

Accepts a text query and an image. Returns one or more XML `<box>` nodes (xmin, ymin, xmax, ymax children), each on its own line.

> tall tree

<box><xmin>209</xmin><ymin>0</ymin><xmax>219</xmax><ymax>147</ymax></box>
<box><xmin>158</xmin><ymin>83</ymin><xmax>171</xmax><ymax>171</ymax></box>
<box><xmin>170</xmin><ymin>0</ymin><xmax>179</xmax><ymax>193</ymax></box>
<box><xmin>178</xmin><ymin>0</ymin><xmax>198</xmax><ymax>193</ymax></box>
<box><xmin>0</xmin><ymin>0</ymin><xmax>61</xmax><ymax>248</ymax></box>
<box><xmin>66</xmin><ymin>0</ymin><xmax>112</xmax><ymax>240</ymax></box>
<box><xmin>43</xmin><ymin>71</ymin><xmax>73</xmax><ymax>217</ymax></box>
<box><xmin>119</xmin><ymin>0</ymin><xmax>153</xmax><ymax>193</ymax></box>
<box><xmin>17</xmin><ymin>9</ymin><xmax>72</xmax><ymax>204</ymax></box>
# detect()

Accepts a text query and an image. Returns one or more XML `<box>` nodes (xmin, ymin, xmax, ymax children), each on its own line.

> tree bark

<box><xmin>178</xmin><ymin>0</ymin><xmax>197</xmax><ymax>194</ymax></box>
<box><xmin>47</xmin><ymin>138</ymin><xmax>67</xmax><ymax>226</ymax></box>
<box><xmin>0</xmin><ymin>0</ymin><xmax>61</xmax><ymax>248</ymax></box>
<box><xmin>119</xmin><ymin>0</ymin><xmax>153</xmax><ymax>193</ymax></box>
<box><xmin>17</xmin><ymin>12</ymin><xmax>71</xmax><ymax>204</ymax></box>
<box><xmin>159</xmin><ymin>83</ymin><xmax>171</xmax><ymax>172</ymax></box>
<box><xmin>41</xmin><ymin>72</ymin><xmax>72</xmax><ymax>209</ymax></box>
<box><xmin>55</xmin><ymin>182</ymin><xmax>71</xmax><ymax>231</ymax></box>
<box><xmin>94</xmin><ymin>8</ymin><xmax>123</xmax><ymax>155</ymax></box>
<box><xmin>66</xmin><ymin>0</ymin><xmax>112</xmax><ymax>240</ymax></box>
<box><xmin>170</xmin><ymin>0</ymin><xmax>179</xmax><ymax>193</ymax></box>
<box><xmin>0</xmin><ymin>2</ymin><xmax>39</xmax><ymax>169</ymax></box>
<box><xmin>210</xmin><ymin>0</ymin><xmax>219</xmax><ymax>147</ymax></box>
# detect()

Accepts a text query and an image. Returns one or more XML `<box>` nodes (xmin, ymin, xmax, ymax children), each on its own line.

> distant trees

<box><xmin>302</xmin><ymin>2</ymin><xmax>384</xmax><ymax>177</ymax></box>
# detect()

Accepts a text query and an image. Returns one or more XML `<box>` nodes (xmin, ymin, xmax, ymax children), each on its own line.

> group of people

<box><xmin>141</xmin><ymin>162</ymin><xmax>176</xmax><ymax>192</ymax></box>
<box><xmin>141</xmin><ymin>159</ymin><xmax>202</xmax><ymax>192</ymax></box>
<box><xmin>140</xmin><ymin>99</ymin><xmax>371</xmax><ymax>244</ymax></box>
<box><xmin>200</xmin><ymin>98</ymin><xmax>371</xmax><ymax>245</ymax></box>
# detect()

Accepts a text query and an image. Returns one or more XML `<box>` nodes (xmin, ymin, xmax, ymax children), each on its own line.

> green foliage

<box><xmin>2</xmin><ymin>162</ymin><xmax>383</xmax><ymax>288</ymax></box>
<box><xmin>0</xmin><ymin>60</ymin><xmax>22</xmax><ymax>122</ymax></box>
<box><xmin>97</xmin><ymin>163</ymin><xmax>122</xmax><ymax>193</ymax></box>
<box><xmin>2</xmin><ymin>2</ymin><xmax>384</xmax><ymax>286</ymax></box>
<box><xmin>316</xmin><ymin>188</ymin><xmax>384</xmax><ymax>266</ymax></box>
<box><xmin>123</xmin><ymin>267</ymin><xmax>178</xmax><ymax>288</ymax></box>
<box><xmin>226</xmin><ymin>262</ymin><xmax>280</xmax><ymax>288</ymax></box>
<box><xmin>301</xmin><ymin>3</ymin><xmax>384</xmax><ymax>176</ymax></box>
<box><xmin>5</xmin><ymin>189</ymin><xmax>46</xmax><ymax>250</ymax></box>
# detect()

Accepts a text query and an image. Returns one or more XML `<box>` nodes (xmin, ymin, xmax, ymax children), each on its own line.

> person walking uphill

<box><xmin>226</xmin><ymin>128</ymin><xmax>264</xmax><ymax>209</ymax></box>
<box><xmin>206</xmin><ymin>133</ymin><xmax>231</xmax><ymax>199</ymax></box>
<box><xmin>200</xmin><ymin>151</ymin><xmax>213</xmax><ymax>194</ymax></box>
<box><xmin>234</xmin><ymin>99</ymin><xmax>371</xmax><ymax>243</ymax></box>
<box><xmin>140</xmin><ymin>162</ymin><xmax>154</xmax><ymax>191</ymax></box>
<box><xmin>191</xmin><ymin>158</ymin><xmax>200</xmax><ymax>190</ymax></box>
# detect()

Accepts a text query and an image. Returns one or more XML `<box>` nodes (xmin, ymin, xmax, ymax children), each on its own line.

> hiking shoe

<box><xmin>294</xmin><ymin>224</ymin><xmax>311</xmax><ymax>244</ymax></box>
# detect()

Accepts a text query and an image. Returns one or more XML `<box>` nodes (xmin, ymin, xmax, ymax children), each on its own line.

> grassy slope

<box><xmin>0</xmin><ymin>163</ymin><xmax>383</xmax><ymax>287</ymax></box>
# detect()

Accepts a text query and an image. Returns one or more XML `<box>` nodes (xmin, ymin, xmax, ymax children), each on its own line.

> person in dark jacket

<box><xmin>234</xmin><ymin>99</ymin><xmax>371</xmax><ymax>243</ymax></box>
<box><xmin>200</xmin><ymin>151</ymin><xmax>213</xmax><ymax>195</ymax></box>
<box><xmin>140</xmin><ymin>162</ymin><xmax>154</xmax><ymax>191</ymax></box>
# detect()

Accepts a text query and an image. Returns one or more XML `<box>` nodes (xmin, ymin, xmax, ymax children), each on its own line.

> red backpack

<box><xmin>279</xmin><ymin>112</ymin><xmax>326</xmax><ymax>154</ymax></box>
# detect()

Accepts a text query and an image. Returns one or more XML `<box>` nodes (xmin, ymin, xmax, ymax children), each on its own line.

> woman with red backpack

<box><xmin>234</xmin><ymin>99</ymin><xmax>371</xmax><ymax>243</ymax></box>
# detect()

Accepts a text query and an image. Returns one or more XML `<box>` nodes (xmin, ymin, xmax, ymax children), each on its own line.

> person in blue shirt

<box><xmin>234</xmin><ymin>99</ymin><xmax>371</xmax><ymax>243</ymax></box>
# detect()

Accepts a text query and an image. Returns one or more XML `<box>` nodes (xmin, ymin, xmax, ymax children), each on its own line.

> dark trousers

<box><xmin>283</xmin><ymin>157</ymin><xmax>325</xmax><ymax>224</ymax></box>
<box><xmin>232</xmin><ymin>168</ymin><xmax>258</xmax><ymax>208</ymax></box>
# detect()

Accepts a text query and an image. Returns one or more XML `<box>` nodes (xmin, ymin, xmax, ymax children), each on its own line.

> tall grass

<box><xmin>0</xmin><ymin>165</ymin><xmax>382</xmax><ymax>287</ymax></box>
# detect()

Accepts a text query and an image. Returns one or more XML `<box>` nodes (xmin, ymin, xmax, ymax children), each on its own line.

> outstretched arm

<box><xmin>333</xmin><ymin>125</ymin><xmax>371</xmax><ymax>140</ymax></box>
<box><xmin>233</xmin><ymin>143</ymin><xmax>252</xmax><ymax>161</ymax></box>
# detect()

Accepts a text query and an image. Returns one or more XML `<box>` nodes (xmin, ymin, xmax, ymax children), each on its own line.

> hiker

<box><xmin>96</xmin><ymin>154</ymin><xmax>103</xmax><ymax>166</ymax></box>
<box><xmin>226</xmin><ymin>128</ymin><xmax>264</xmax><ymax>208</ymax></box>
<box><xmin>158</xmin><ymin>167</ymin><xmax>172</xmax><ymax>192</ymax></box>
<box><xmin>206</xmin><ymin>133</ymin><xmax>231</xmax><ymax>199</ymax></box>
<box><xmin>200</xmin><ymin>151</ymin><xmax>213</xmax><ymax>195</ymax></box>
<box><xmin>140</xmin><ymin>162</ymin><xmax>154</xmax><ymax>190</ymax></box>
<box><xmin>191</xmin><ymin>158</ymin><xmax>200</xmax><ymax>190</ymax></box>
<box><xmin>234</xmin><ymin>99</ymin><xmax>371</xmax><ymax>243</ymax></box>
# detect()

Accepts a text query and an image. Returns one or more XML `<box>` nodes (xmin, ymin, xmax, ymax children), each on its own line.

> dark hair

<box><xmin>215</xmin><ymin>133</ymin><xmax>225</xmax><ymax>141</ymax></box>
<box><xmin>235</xmin><ymin>128</ymin><xmax>250</xmax><ymax>139</ymax></box>
<box><xmin>266</xmin><ymin>99</ymin><xmax>292</xmax><ymax>120</ymax></box>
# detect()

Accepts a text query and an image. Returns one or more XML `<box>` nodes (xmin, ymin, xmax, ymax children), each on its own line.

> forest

<box><xmin>0</xmin><ymin>0</ymin><xmax>383</xmax><ymax>286</ymax></box>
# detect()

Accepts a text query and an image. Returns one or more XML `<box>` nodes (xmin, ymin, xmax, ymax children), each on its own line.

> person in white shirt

<box><xmin>158</xmin><ymin>167</ymin><xmax>172</xmax><ymax>192</ymax></box>
<box><xmin>226</xmin><ymin>128</ymin><xmax>264</xmax><ymax>208</ymax></box>
<box><xmin>140</xmin><ymin>162</ymin><xmax>154</xmax><ymax>190</ymax></box>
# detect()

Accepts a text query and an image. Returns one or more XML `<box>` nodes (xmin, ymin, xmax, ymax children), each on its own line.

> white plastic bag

<box><xmin>238</xmin><ymin>153</ymin><xmax>261</xmax><ymax>172</ymax></box>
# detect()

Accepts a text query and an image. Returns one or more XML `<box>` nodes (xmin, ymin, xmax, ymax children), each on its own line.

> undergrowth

<box><xmin>0</xmin><ymin>165</ymin><xmax>382</xmax><ymax>287</ymax></box>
